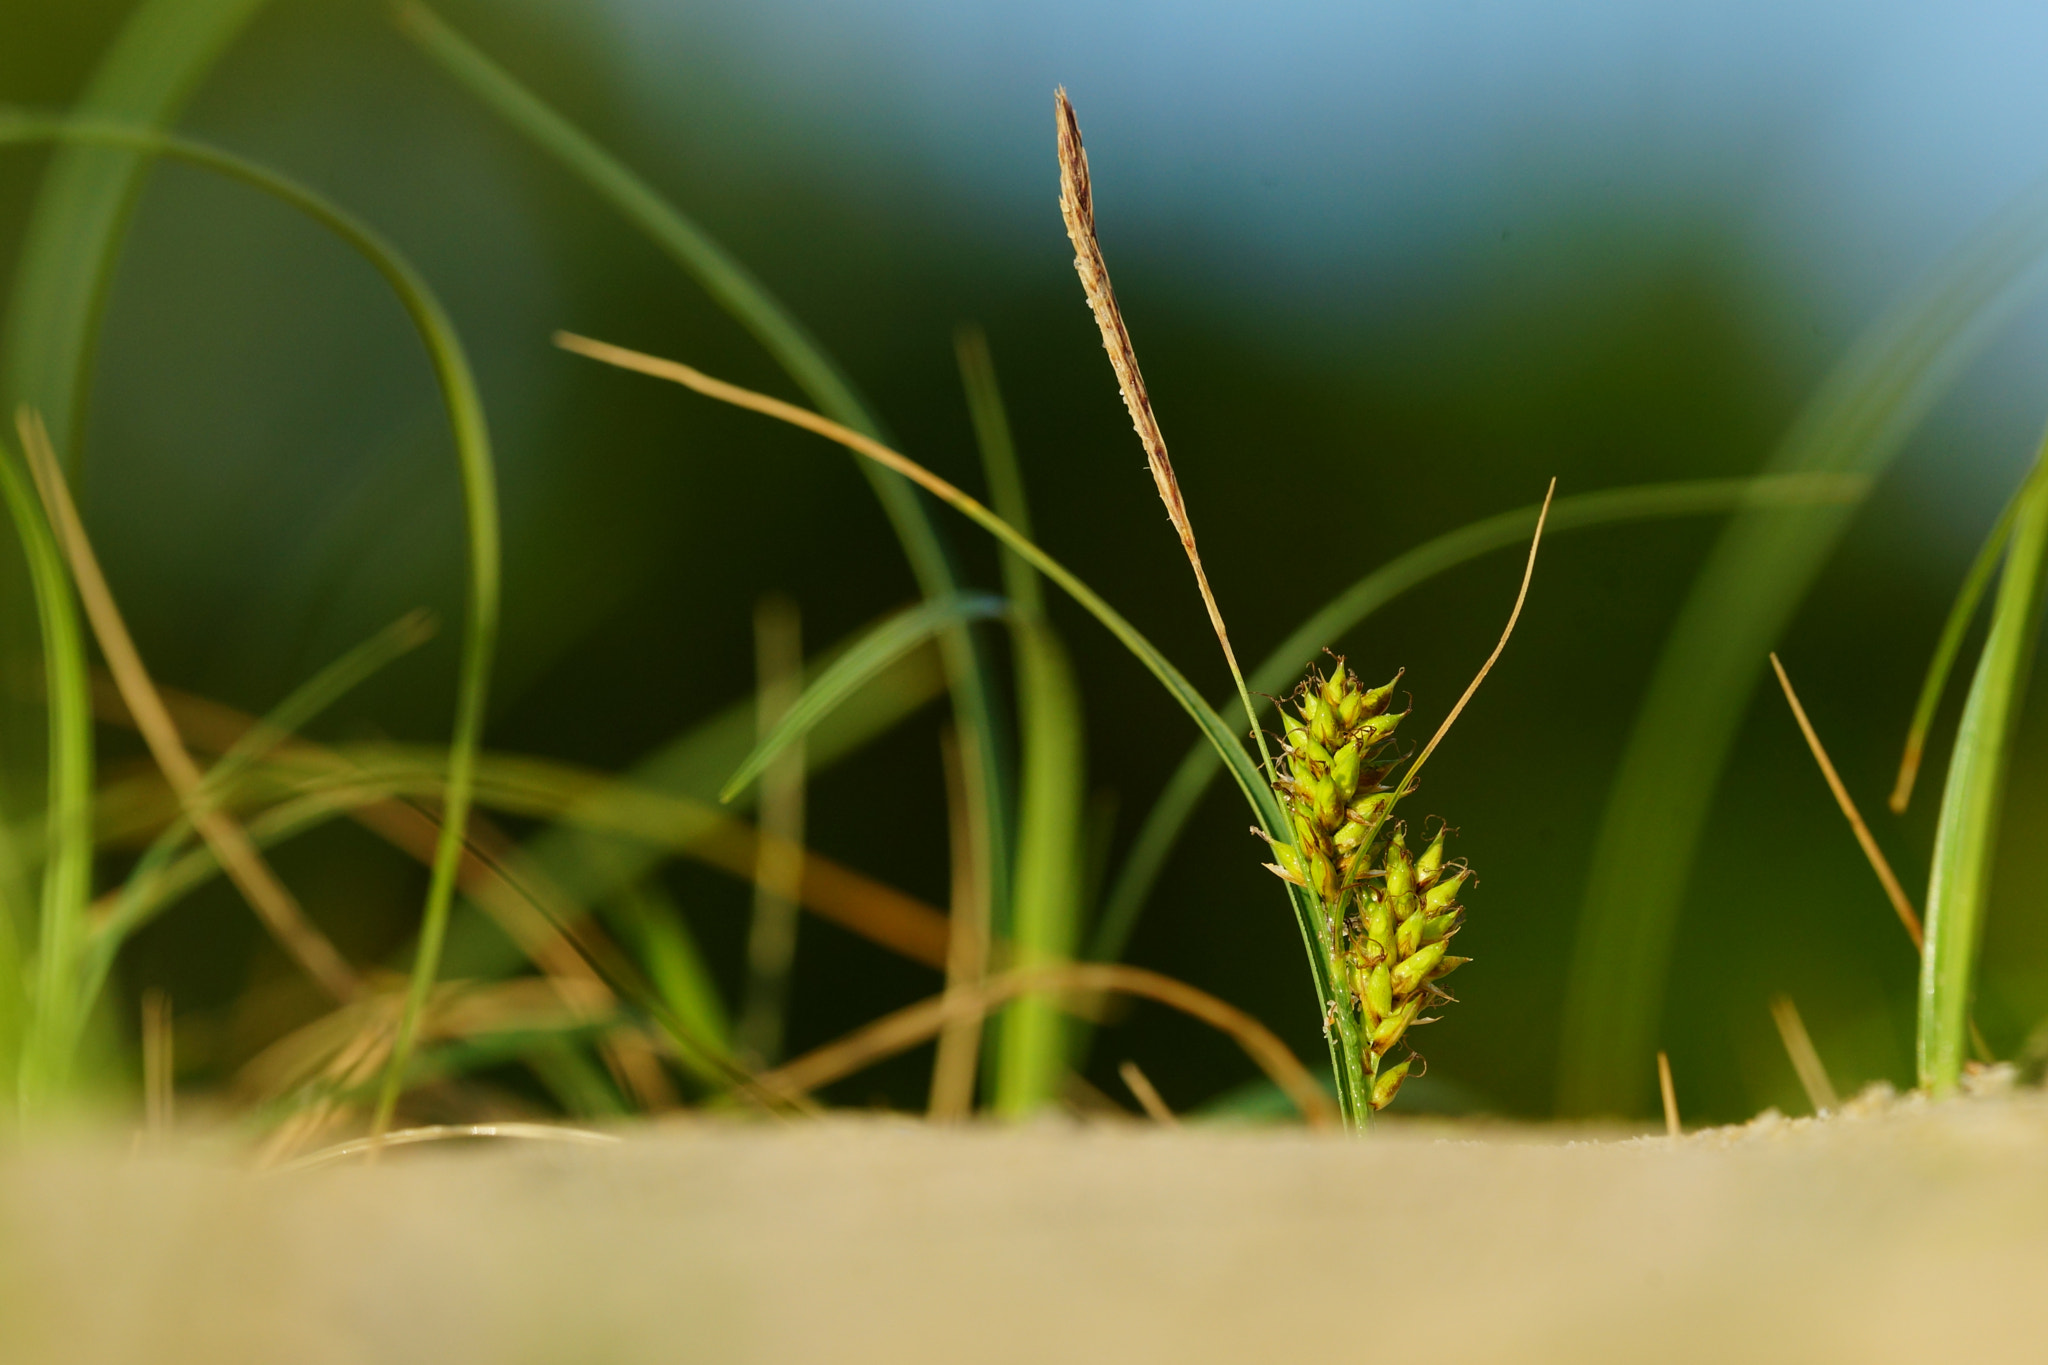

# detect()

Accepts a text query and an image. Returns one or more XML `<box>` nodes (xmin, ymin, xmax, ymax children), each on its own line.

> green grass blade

<box><xmin>607</xmin><ymin>880</ymin><xmax>732</xmax><ymax>1084</ymax></box>
<box><xmin>957</xmin><ymin>328</ymin><xmax>1089</xmax><ymax>1116</ymax></box>
<box><xmin>1890</xmin><ymin>486</ymin><xmax>2026</xmax><ymax>813</ymax></box>
<box><xmin>0</xmin><ymin>438</ymin><xmax>92</xmax><ymax>1112</ymax></box>
<box><xmin>1920</xmin><ymin>442</ymin><xmax>2048</xmax><ymax>1092</ymax></box>
<box><xmin>394</xmin><ymin>0</ymin><xmax>1015</xmax><ymax>966</ymax></box>
<box><xmin>0</xmin><ymin>115</ymin><xmax>505</xmax><ymax>1135</ymax></box>
<box><xmin>1088</xmin><ymin>474</ymin><xmax>1866</xmax><ymax>966</ymax></box>
<box><xmin>720</xmin><ymin>593</ymin><xmax>1007</xmax><ymax>804</ymax></box>
<box><xmin>1557</xmin><ymin>178</ymin><xmax>2048</xmax><ymax>1117</ymax></box>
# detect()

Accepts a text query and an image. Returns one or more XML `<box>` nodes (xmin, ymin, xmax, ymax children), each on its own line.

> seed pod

<box><xmin>1310</xmin><ymin>704</ymin><xmax>1340</xmax><ymax>750</ymax></box>
<box><xmin>1395</xmin><ymin>910</ymin><xmax>1421</xmax><ymax>960</ymax></box>
<box><xmin>1372</xmin><ymin>995</ymin><xmax>1423</xmax><ymax>1051</ymax></box>
<box><xmin>1348</xmin><ymin>790</ymin><xmax>1397</xmax><ymax>827</ymax></box>
<box><xmin>1424</xmin><ymin>868</ymin><xmax>1468</xmax><ymax>914</ymax></box>
<box><xmin>1329</xmin><ymin>742</ymin><xmax>1361</xmax><ymax>799</ymax></box>
<box><xmin>1333</xmin><ymin>816</ymin><xmax>1371</xmax><ymax>853</ymax></box>
<box><xmin>1383</xmin><ymin>827</ymin><xmax>1415</xmax><ymax>899</ymax></box>
<box><xmin>1361</xmin><ymin>673</ymin><xmax>1400</xmax><ymax>716</ymax></box>
<box><xmin>1309</xmin><ymin>775</ymin><xmax>1343</xmax><ymax>829</ymax></box>
<box><xmin>1369</xmin><ymin>1057</ymin><xmax>1411</xmax><ymax>1111</ymax></box>
<box><xmin>1290</xmin><ymin>812</ymin><xmax>1321</xmax><ymax>856</ymax></box>
<box><xmin>1391</xmin><ymin>939</ymin><xmax>1448</xmax><ymax>997</ymax></box>
<box><xmin>1364</xmin><ymin>962</ymin><xmax>1393</xmax><ymax>1023</ymax></box>
<box><xmin>1309</xmin><ymin>850</ymin><xmax>1339</xmax><ymax>901</ymax></box>
<box><xmin>1268</xmin><ymin>842</ymin><xmax>1309</xmax><ymax>886</ymax></box>
<box><xmin>1364</xmin><ymin>895</ymin><xmax>1393</xmax><ymax>958</ymax></box>
<box><xmin>1419</xmin><ymin>909</ymin><xmax>1463</xmax><ymax>943</ymax></box>
<box><xmin>1427</xmin><ymin>955</ymin><xmax>1470</xmax><ymax>982</ymax></box>
<box><xmin>1320</xmin><ymin>669</ymin><xmax>1347</xmax><ymax>710</ymax></box>
<box><xmin>1354</xmin><ymin>711</ymin><xmax>1402</xmax><ymax>746</ymax></box>
<box><xmin>1416</xmin><ymin>828</ymin><xmax>1446</xmax><ymax>889</ymax></box>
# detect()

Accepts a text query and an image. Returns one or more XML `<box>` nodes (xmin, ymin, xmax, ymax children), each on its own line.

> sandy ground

<box><xmin>2</xmin><ymin>1084</ymin><xmax>2046</xmax><ymax>1363</ymax></box>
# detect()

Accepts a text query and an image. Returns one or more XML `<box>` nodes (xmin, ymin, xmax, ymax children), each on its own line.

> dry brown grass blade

<box><xmin>927</xmin><ymin>724</ymin><xmax>990</xmax><ymax>1120</ymax></box>
<box><xmin>17</xmin><ymin>407</ymin><xmax>361</xmax><ymax>1003</ymax></box>
<box><xmin>1768</xmin><ymin>992</ymin><xmax>1840</xmax><ymax>1113</ymax></box>
<box><xmin>755</xmin><ymin>961</ymin><xmax>1336</xmax><ymax>1127</ymax></box>
<box><xmin>1053</xmin><ymin>89</ymin><xmax>1259</xmax><ymax>744</ymax></box>
<box><xmin>1400</xmin><ymin>477</ymin><xmax>1555</xmax><ymax>794</ymax></box>
<box><xmin>1118</xmin><ymin>1058</ymin><xmax>1178</xmax><ymax>1126</ymax></box>
<box><xmin>142</xmin><ymin>987</ymin><xmax>173</xmax><ymax>1139</ymax></box>
<box><xmin>270</xmin><ymin>1121</ymin><xmax>620</xmax><ymax>1173</ymax></box>
<box><xmin>1768</xmin><ymin>653</ymin><xmax>1925</xmax><ymax>949</ymax></box>
<box><xmin>1656</xmin><ymin>1050</ymin><xmax>1680</xmax><ymax>1138</ymax></box>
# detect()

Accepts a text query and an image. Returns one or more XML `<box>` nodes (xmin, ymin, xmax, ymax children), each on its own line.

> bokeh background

<box><xmin>7</xmin><ymin>0</ymin><xmax>2048</xmax><ymax>1124</ymax></box>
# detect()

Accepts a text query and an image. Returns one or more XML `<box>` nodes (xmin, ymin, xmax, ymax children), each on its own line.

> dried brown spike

<box><xmin>1055</xmin><ymin>88</ymin><xmax>1250</xmax><ymax>720</ymax></box>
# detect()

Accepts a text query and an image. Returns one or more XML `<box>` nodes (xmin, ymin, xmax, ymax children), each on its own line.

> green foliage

<box><xmin>1559</xmin><ymin>177</ymin><xmax>2048</xmax><ymax>1117</ymax></box>
<box><xmin>1920</xmin><ymin>447</ymin><xmax>2048</xmax><ymax>1091</ymax></box>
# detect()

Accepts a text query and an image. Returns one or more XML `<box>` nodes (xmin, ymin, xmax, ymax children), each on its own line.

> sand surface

<box><xmin>3</xmin><ymin>1085</ymin><xmax>2046</xmax><ymax>1363</ymax></box>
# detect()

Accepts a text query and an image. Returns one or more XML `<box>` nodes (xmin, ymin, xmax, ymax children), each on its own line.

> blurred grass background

<box><xmin>5</xmin><ymin>0</ymin><xmax>2048</xmax><ymax>1124</ymax></box>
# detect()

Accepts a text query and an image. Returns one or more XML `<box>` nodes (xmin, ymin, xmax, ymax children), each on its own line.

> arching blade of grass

<box><xmin>957</xmin><ymin>328</ymin><xmax>1089</xmax><ymax>1117</ymax></box>
<box><xmin>1087</xmin><ymin>474</ymin><xmax>1867</xmax><ymax>966</ymax></box>
<box><xmin>556</xmin><ymin>337</ymin><xmax>1278</xmax><ymax>852</ymax></box>
<box><xmin>721</xmin><ymin>593</ymin><xmax>1007</xmax><ymax>803</ymax></box>
<box><xmin>1921</xmin><ymin>437</ymin><xmax>2048</xmax><ymax>1092</ymax></box>
<box><xmin>0</xmin><ymin>433</ymin><xmax>92</xmax><ymax>1112</ymax></box>
<box><xmin>393</xmin><ymin>0</ymin><xmax>1014</xmax><ymax>960</ymax></box>
<box><xmin>0</xmin><ymin>116</ymin><xmax>504</xmax><ymax>1135</ymax></box>
<box><xmin>1890</xmin><ymin>480</ymin><xmax>2030</xmax><ymax>812</ymax></box>
<box><xmin>1557</xmin><ymin>177</ymin><xmax>2048</xmax><ymax>1118</ymax></box>
<box><xmin>0</xmin><ymin>0</ymin><xmax>270</xmax><ymax>960</ymax></box>
<box><xmin>553</xmin><ymin>333</ymin><xmax>1360</xmax><ymax>1101</ymax></box>
<box><xmin>607</xmin><ymin>879</ymin><xmax>732</xmax><ymax>1086</ymax></box>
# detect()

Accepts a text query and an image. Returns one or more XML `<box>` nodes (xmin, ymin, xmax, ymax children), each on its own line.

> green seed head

<box><xmin>1262</xmin><ymin>660</ymin><xmax>1476</xmax><ymax>1117</ymax></box>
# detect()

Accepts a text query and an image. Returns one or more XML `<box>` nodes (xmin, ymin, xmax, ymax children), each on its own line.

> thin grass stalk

<box><xmin>736</xmin><ymin>595</ymin><xmax>805</xmax><ymax>1066</ymax></box>
<box><xmin>956</xmin><ymin>328</ymin><xmax>1089</xmax><ymax>1116</ymax></box>
<box><xmin>927</xmin><ymin>725</ymin><xmax>989</xmax><ymax>1120</ymax></box>
<box><xmin>1891</xmin><ymin>478</ymin><xmax>2030</xmax><ymax>812</ymax></box>
<box><xmin>0</xmin><ymin>436</ymin><xmax>91</xmax><ymax>1111</ymax></box>
<box><xmin>393</xmin><ymin>0</ymin><xmax>1015</xmax><ymax>977</ymax></box>
<box><xmin>1920</xmin><ymin>443</ymin><xmax>2048</xmax><ymax>1092</ymax></box>
<box><xmin>80</xmin><ymin>612</ymin><xmax>436</xmax><ymax>1017</ymax></box>
<box><xmin>0</xmin><ymin>115</ymin><xmax>506</xmax><ymax>1136</ymax></box>
<box><xmin>1088</xmin><ymin>474</ymin><xmax>1865</xmax><ymax>967</ymax></box>
<box><xmin>1559</xmin><ymin>170</ymin><xmax>2048</xmax><ymax>1117</ymax></box>
<box><xmin>1053</xmin><ymin>91</ymin><xmax>1269</xmax><ymax>776</ymax></box>
<box><xmin>20</xmin><ymin>407</ymin><xmax>362</xmax><ymax>1003</ymax></box>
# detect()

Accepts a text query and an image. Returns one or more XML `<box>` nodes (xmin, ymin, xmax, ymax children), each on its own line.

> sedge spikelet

<box><xmin>1260</xmin><ymin>660</ymin><xmax>1472</xmax><ymax>1112</ymax></box>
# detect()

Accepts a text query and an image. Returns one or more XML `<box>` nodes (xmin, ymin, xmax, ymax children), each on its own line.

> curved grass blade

<box><xmin>0</xmin><ymin>436</ymin><xmax>92</xmax><ymax>1110</ymax></box>
<box><xmin>553</xmin><ymin>333</ymin><xmax>1355</xmax><ymax>1108</ymax></box>
<box><xmin>1088</xmin><ymin>474</ymin><xmax>1866</xmax><ymax>965</ymax></box>
<box><xmin>1920</xmin><ymin>438</ymin><xmax>2048</xmax><ymax>1092</ymax></box>
<box><xmin>721</xmin><ymin>593</ymin><xmax>1007</xmax><ymax>804</ymax></box>
<box><xmin>1890</xmin><ymin>480</ymin><xmax>2031</xmax><ymax>812</ymax></box>
<box><xmin>393</xmin><ymin>0</ymin><xmax>1014</xmax><ymax>968</ymax></box>
<box><xmin>556</xmin><ymin>333</ymin><xmax>1278</xmax><ymax>830</ymax></box>
<box><xmin>0</xmin><ymin>115</ymin><xmax>504</xmax><ymax>1135</ymax></box>
<box><xmin>1558</xmin><ymin>175</ymin><xmax>2048</xmax><ymax>1117</ymax></box>
<box><xmin>957</xmin><ymin>328</ymin><xmax>1090</xmax><ymax>1116</ymax></box>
